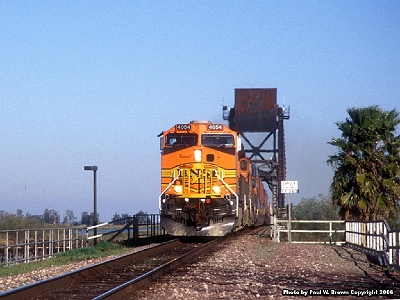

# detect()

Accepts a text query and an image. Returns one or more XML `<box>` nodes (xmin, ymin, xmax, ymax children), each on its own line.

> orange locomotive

<box><xmin>159</xmin><ymin>120</ymin><xmax>268</xmax><ymax>236</ymax></box>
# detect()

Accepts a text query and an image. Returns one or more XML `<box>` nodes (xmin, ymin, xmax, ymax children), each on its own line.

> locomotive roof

<box><xmin>189</xmin><ymin>120</ymin><xmax>211</xmax><ymax>124</ymax></box>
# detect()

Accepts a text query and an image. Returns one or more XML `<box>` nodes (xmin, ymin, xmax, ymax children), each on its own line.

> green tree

<box><xmin>81</xmin><ymin>211</ymin><xmax>91</xmax><ymax>225</ymax></box>
<box><xmin>327</xmin><ymin>106</ymin><xmax>400</xmax><ymax>223</ymax></box>
<box><xmin>63</xmin><ymin>210</ymin><xmax>76</xmax><ymax>225</ymax></box>
<box><xmin>136</xmin><ymin>210</ymin><xmax>149</xmax><ymax>224</ymax></box>
<box><xmin>112</xmin><ymin>212</ymin><xmax>121</xmax><ymax>224</ymax></box>
<box><xmin>289</xmin><ymin>195</ymin><xmax>342</xmax><ymax>242</ymax></box>
<box><xmin>292</xmin><ymin>194</ymin><xmax>339</xmax><ymax>220</ymax></box>
<box><xmin>0</xmin><ymin>212</ymin><xmax>42</xmax><ymax>230</ymax></box>
<box><xmin>42</xmin><ymin>209</ymin><xmax>60</xmax><ymax>224</ymax></box>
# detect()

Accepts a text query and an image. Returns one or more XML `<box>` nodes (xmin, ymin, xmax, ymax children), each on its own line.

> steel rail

<box><xmin>93</xmin><ymin>239</ymin><xmax>218</xmax><ymax>299</ymax></box>
<box><xmin>0</xmin><ymin>239</ymin><xmax>181</xmax><ymax>300</ymax></box>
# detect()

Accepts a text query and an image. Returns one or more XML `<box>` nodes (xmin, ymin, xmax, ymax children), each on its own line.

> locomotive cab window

<box><xmin>165</xmin><ymin>134</ymin><xmax>198</xmax><ymax>147</ymax></box>
<box><xmin>201</xmin><ymin>134</ymin><xmax>234</xmax><ymax>148</ymax></box>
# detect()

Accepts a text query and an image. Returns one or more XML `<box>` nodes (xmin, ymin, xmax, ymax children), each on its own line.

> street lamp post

<box><xmin>84</xmin><ymin>165</ymin><xmax>98</xmax><ymax>246</ymax></box>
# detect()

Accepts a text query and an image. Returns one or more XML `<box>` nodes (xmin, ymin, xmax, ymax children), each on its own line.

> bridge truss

<box><xmin>223</xmin><ymin>88</ymin><xmax>290</xmax><ymax>218</ymax></box>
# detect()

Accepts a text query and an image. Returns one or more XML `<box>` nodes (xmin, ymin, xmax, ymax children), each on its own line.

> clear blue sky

<box><xmin>1</xmin><ymin>1</ymin><xmax>399</xmax><ymax>222</ymax></box>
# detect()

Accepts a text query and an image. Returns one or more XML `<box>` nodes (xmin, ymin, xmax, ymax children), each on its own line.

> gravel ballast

<box><xmin>1</xmin><ymin>231</ymin><xmax>399</xmax><ymax>299</ymax></box>
<box><xmin>130</xmin><ymin>231</ymin><xmax>400</xmax><ymax>300</ymax></box>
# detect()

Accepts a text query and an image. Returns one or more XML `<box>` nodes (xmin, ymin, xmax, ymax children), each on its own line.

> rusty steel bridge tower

<box><xmin>223</xmin><ymin>88</ymin><xmax>290</xmax><ymax>218</ymax></box>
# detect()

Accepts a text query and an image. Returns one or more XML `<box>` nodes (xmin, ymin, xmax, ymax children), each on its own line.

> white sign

<box><xmin>281</xmin><ymin>180</ymin><xmax>299</xmax><ymax>194</ymax></box>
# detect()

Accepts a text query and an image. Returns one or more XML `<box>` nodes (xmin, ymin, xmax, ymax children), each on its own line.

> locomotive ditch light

<box><xmin>212</xmin><ymin>185</ymin><xmax>221</xmax><ymax>194</ymax></box>
<box><xmin>174</xmin><ymin>185</ymin><xmax>183</xmax><ymax>193</ymax></box>
<box><xmin>184</xmin><ymin>198</ymin><xmax>189</xmax><ymax>202</ymax></box>
<box><xmin>201</xmin><ymin>198</ymin><xmax>205</xmax><ymax>203</ymax></box>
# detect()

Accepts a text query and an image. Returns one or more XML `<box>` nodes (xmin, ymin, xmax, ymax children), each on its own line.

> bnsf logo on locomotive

<box><xmin>208</xmin><ymin>124</ymin><xmax>223</xmax><ymax>130</ymax></box>
<box><xmin>175</xmin><ymin>124</ymin><xmax>191</xmax><ymax>130</ymax></box>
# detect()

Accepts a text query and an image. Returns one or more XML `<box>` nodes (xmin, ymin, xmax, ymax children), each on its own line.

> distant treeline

<box><xmin>0</xmin><ymin>209</ymin><xmax>147</xmax><ymax>230</ymax></box>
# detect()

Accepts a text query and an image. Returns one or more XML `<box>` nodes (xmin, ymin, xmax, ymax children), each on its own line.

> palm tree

<box><xmin>327</xmin><ymin>106</ymin><xmax>400</xmax><ymax>223</ymax></box>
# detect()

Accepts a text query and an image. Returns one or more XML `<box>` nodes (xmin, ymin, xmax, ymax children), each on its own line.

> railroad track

<box><xmin>0</xmin><ymin>239</ymin><xmax>218</xmax><ymax>300</ymax></box>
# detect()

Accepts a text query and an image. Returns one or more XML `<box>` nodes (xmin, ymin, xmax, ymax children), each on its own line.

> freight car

<box><xmin>159</xmin><ymin>120</ymin><xmax>269</xmax><ymax>236</ymax></box>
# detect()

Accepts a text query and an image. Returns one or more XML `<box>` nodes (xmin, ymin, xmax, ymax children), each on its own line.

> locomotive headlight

<box><xmin>212</xmin><ymin>185</ymin><xmax>221</xmax><ymax>194</ymax></box>
<box><xmin>194</xmin><ymin>149</ymin><xmax>202</xmax><ymax>162</ymax></box>
<box><xmin>174</xmin><ymin>185</ymin><xmax>183</xmax><ymax>193</ymax></box>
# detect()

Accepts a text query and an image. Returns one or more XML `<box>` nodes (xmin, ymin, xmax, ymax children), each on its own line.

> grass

<box><xmin>0</xmin><ymin>241</ymin><xmax>131</xmax><ymax>278</ymax></box>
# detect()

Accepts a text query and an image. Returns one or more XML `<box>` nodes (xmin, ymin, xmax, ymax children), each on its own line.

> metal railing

<box><xmin>85</xmin><ymin>214</ymin><xmax>166</xmax><ymax>244</ymax></box>
<box><xmin>276</xmin><ymin>220</ymin><xmax>346</xmax><ymax>244</ymax></box>
<box><xmin>345</xmin><ymin>220</ymin><xmax>400</xmax><ymax>269</ymax></box>
<box><xmin>0</xmin><ymin>228</ymin><xmax>85</xmax><ymax>265</ymax></box>
<box><xmin>0</xmin><ymin>214</ymin><xmax>166</xmax><ymax>266</ymax></box>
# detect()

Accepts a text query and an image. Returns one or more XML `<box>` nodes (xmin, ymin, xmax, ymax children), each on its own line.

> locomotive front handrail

<box><xmin>159</xmin><ymin>169</ymin><xmax>182</xmax><ymax>210</ymax></box>
<box><xmin>214</xmin><ymin>169</ymin><xmax>239</xmax><ymax>216</ymax></box>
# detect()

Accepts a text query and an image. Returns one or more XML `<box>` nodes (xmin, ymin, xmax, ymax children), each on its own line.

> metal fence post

<box><xmin>5</xmin><ymin>231</ymin><xmax>9</xmax><ymax>264</ymax></box>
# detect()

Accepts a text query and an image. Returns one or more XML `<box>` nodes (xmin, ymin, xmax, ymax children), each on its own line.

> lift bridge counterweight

<box><xmin>222</xmin><ymin>88</ymin><xmax>290</xmax><ymax>218</ymax></box>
